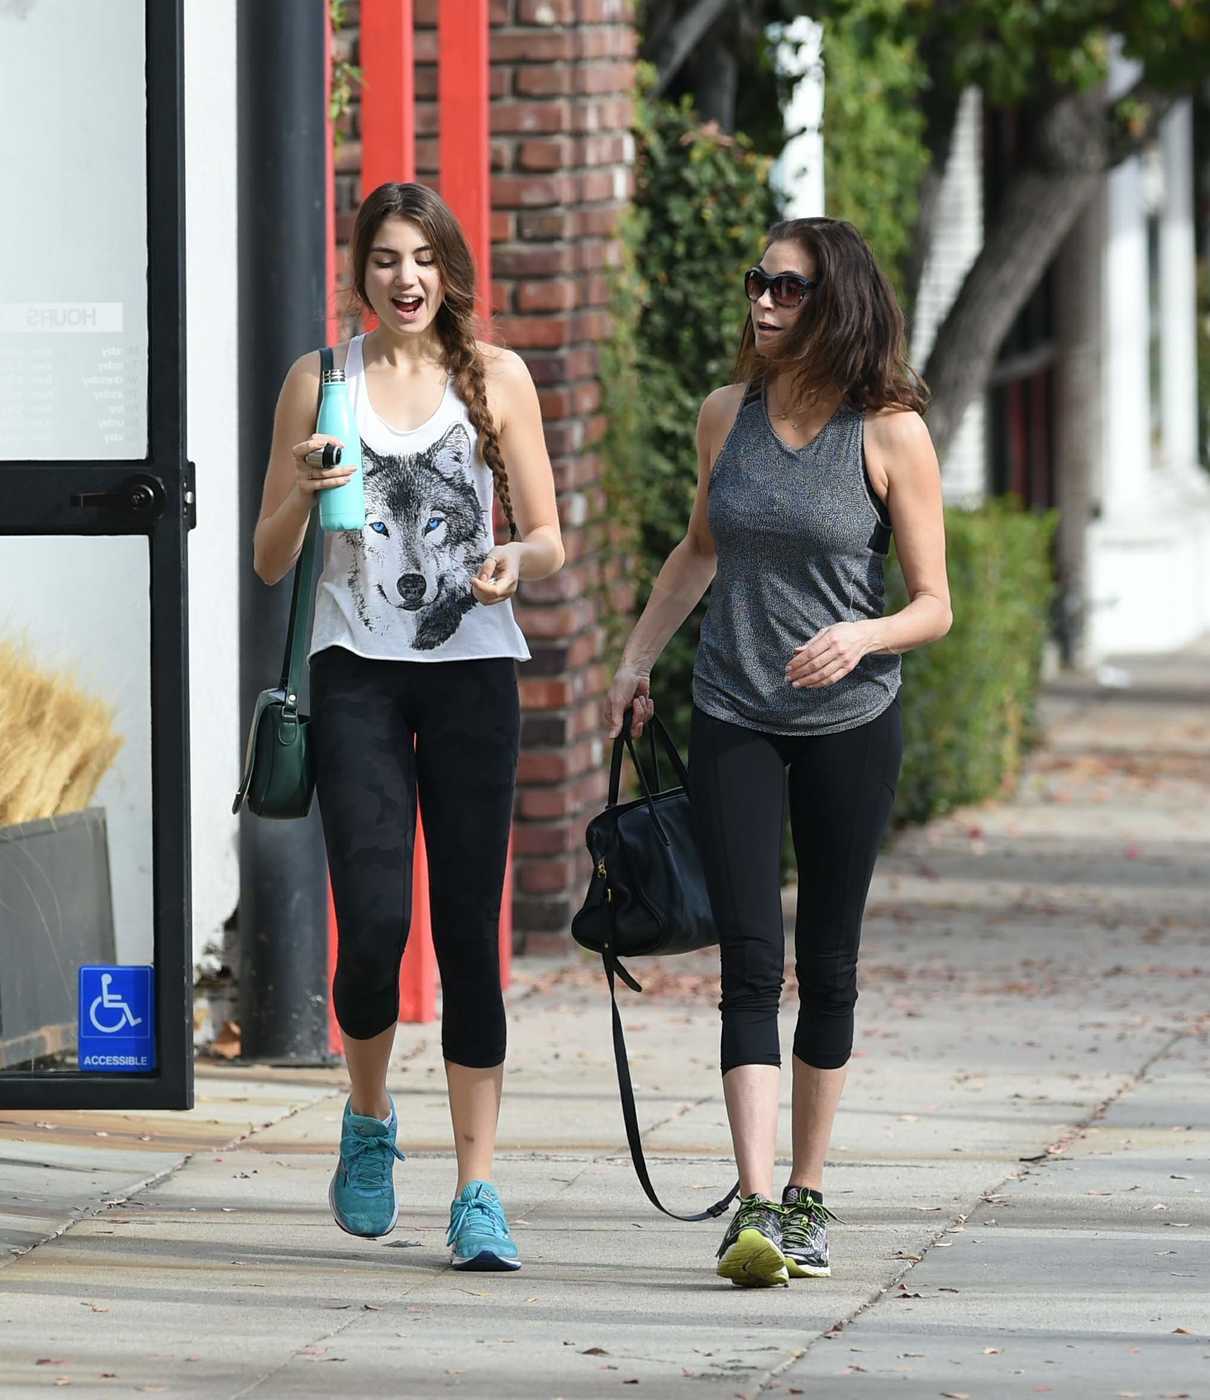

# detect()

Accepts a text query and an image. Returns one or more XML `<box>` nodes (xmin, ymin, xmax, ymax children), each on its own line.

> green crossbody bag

<box><xmin>231</xmin><ymin>348</ymin><xmax>331</xmax><ymax>820</ymax></box>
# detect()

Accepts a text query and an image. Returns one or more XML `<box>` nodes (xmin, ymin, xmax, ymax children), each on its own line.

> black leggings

<box><xmin>310</xmin><ymin>646</ymin><xmax>519</xmax><ymax>1066</ymax></box>
<box><xmin>689</xmin><ymin>696</ymin><xmax>902</xmax><ymax>1074</ymax></box>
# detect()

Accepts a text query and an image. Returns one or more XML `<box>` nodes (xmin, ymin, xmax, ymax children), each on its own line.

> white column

<box><xmin>1100</xmin><ymin>151</ymin><xmax>1152</xmax><ymax>513</ymax></box>
<box><xmin>770</xmin><ymin>17</ymin><xmax>825</xmax><ymax>218</ymax></box>
<box><xmin>1159</xmin><ymin>100</ymin><xmax>1199</xmax><ymax>474</ymax></box>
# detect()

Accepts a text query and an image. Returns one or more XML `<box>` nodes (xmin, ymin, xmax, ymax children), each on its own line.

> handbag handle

<box><xmin>276</xmin><ymin>346</ymin><xmax>331</xmax><ymax>713</ymax></box>
<box><xmin>607</xmin><ymin>708</ymin><xmax>691</xmax><ymax>809</ymax></box>
<box><xmin>605</xmin><ymin>956</ymin><xmax>739</xmax><ymax>1223</ymax></box>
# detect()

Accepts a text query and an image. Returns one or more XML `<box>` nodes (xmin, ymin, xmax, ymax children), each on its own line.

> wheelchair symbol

<box><xmin>88</xmin><ymin>973</ymin><xmax>144</xmax><ymax>1034</ymax></box>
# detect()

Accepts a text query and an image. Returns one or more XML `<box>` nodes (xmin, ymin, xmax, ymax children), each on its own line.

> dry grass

<box><xmin>0</xmin><ymin>639</ymin><xmax>123</xmax><ymax>827</ymax></box>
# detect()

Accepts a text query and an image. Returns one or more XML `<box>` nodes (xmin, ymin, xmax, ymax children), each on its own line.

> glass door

<box><xmin>0</xmin><ymin>0</ymin><xmax>193</xmax><ymax>1109</ymax></box>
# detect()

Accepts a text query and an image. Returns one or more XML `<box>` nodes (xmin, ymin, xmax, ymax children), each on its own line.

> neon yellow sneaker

<box><xmin>715</xmin><ymin>1194</ymin><xmax>789</xmax><ymax>1288</ymax></box>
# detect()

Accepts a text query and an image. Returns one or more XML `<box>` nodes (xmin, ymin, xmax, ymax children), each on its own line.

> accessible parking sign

<box><xmin>78</xmin><ymin>965</ymin><xmax>156</xmax><ymax>1072</ymax></box>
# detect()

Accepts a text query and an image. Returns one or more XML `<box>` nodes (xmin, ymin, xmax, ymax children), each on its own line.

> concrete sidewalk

<box><xmin>1</xmin><ymin>646</ymin><xmax>1207</xmax><ymax>1398</ymax></box>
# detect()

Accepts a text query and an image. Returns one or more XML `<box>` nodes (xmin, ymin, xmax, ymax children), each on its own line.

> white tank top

<box><xmin>308</xmin><ymin>334</ymin><xmax>531</xmax><ymax>664</ymax></box>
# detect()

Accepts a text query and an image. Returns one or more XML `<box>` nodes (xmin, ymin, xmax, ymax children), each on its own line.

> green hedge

<box><xmin>601</xmin><ymin>80</ymin><xmax>779</xmax><ymax>754</ymax></box>
<box><xmin>888</xmin><ymin>499</ymin><xmax>1056</xmax><ymax>825</ymax></box>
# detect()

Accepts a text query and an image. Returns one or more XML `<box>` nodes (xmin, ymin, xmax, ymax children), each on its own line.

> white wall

<box><xmin>1086</xmin><ymin>96</ymin><xmax>1210</xmax><ymax>659</ymax></box>
<box><xmin>184</xmin><ymin>0</ymin><xmax>241</xmax><ymax>970</ymax></box>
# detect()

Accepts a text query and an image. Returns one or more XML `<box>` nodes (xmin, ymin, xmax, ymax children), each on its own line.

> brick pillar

<box><xmin>334</xmin><ymin>0</ymin><xmax>637</xmax><ymax>950</ymax></box>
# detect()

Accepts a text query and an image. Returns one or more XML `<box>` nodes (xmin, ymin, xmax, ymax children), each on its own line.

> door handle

<box><xmin>71</xmin><ymin>473</ymin><xmax>167</xmax><ymax>519</ymax></box>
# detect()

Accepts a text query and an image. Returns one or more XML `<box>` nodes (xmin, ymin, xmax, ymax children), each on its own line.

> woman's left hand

<box><xmin>785</xmin><ymin>621</ymin><xmax>873</xmax><ymax>688</ymax></box>
<box><xmin>472</xmin><ymin>543</ymin><xmax>522</xmax><ymax>605</ymax></box>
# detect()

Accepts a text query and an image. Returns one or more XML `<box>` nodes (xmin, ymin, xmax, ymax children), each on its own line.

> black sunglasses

<box><xmin>744</xmin><ymin>266</ymin><xmax>818</xmax><ymax>308</ymax></box>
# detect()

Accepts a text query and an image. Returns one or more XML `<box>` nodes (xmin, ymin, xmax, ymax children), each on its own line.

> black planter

<box><xmin>0</xmin><ymin>807</ymin><xmax>116</xmax><ymax>1068</ymax></box>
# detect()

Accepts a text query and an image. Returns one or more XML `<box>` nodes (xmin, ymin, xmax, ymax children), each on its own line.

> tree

<box><xmin>642</xmin><ymin>0</ymin><xmax>1210</xmax><ymax>463</ymax></box>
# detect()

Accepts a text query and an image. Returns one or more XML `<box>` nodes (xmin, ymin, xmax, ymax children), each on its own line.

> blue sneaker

<box><xmin>447</xmin><ymin>1181</ymin><xmax>521</xmax><ymax>1271</ymax></box>
<box><xmin>328</xmin><ymin>1097</ymin><xmax>406</xmax><ymax>1238</ymax></box>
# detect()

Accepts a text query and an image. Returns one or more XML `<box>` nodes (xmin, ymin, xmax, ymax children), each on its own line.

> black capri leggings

<box><xmin>689</xmin><ymin>696</ymin><xmax>902</xmax><ymax>1075</ymax></box>
<box><xmin>310</xmin><ymin>645</ymin><xmax>519</xmax><ymax>1066</ymax></box>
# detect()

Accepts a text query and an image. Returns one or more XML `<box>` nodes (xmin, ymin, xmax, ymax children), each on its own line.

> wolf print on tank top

<box><xmin>308</xmin><ymin>335</ymin><xmax>530</xmax><ymax>663</ymax></box>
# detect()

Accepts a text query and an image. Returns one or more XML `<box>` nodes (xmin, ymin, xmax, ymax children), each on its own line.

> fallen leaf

<box><xmin>1171</xmin><ymin>1327</ymin><xmax>1192</xmax><ymax>1335</ymax></box>
<box><xmin>983</xmin><ymin>1347</ymin><xmax>1000</xmax><ymax>1355</ymax></box>
<box><xmin>582</xmin><ymin>1347</ymin><xmax>609</xmax><ymax>1356</ymax></box>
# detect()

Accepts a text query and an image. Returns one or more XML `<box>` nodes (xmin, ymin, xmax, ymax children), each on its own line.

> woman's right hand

<box><xmin>604</xmin><ymin>666</ymin><xmax>654</xmax><ymax>739</ymax></box>
<box><xmin>290</xmin><ymin>434</ymin><xmax>357</xmax><ymax>497</ymax></box>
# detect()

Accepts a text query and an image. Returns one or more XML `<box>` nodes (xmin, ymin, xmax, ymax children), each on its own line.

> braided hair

<box><xmin>349</xmin><ymin>182</ymin><xmax>517</xmax><ymax>540</ymax></box>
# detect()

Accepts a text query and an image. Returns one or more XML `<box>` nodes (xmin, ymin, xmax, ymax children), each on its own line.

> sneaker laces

<box><xmin>343</xmin><ymin>1133</ymin><xmax>406</xmax><ymax>1193</ymax></box>
<box><xmin>730</xmin><ymin>1194</ymin><xmax>785</xmax><ymax>1237</ymax></box>
<box><xmin>782</xmin><ymin>1196</ymin><xmax>840</xmax><ymax>1248</ymax></box>
<box><xmin>447</xmin><ymin>1190</ymin><xmax>508</xmax><ymax>1246</ymax></box>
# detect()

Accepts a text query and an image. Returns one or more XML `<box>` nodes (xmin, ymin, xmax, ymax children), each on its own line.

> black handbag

<box><xmin>573</xmin><ymin>708</ymin><xmax>739</xmax><ymax>1222</ymax></box>
<box><xmin>231</xmin><ymin>348</ymin><xmax>330</xmax><ymax>820</ymax></box>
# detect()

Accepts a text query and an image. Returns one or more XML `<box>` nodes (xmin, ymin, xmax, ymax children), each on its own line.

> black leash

<box><xmin>604</xmin><ymin>956</ymin><xmax>739</xmax><ymax>1223</ymax></box>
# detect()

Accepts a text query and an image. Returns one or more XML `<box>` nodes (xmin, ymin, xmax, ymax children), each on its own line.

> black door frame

<box><xmin>0</xmin><ymin>0</ymin><xmax>193</xmax><ymax>1110</ymax></box>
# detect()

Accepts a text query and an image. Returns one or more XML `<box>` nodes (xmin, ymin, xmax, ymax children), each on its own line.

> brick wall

<box><xmin>332</xmin><ymin>1</ymin><xmax>637</xmax><ymax>949</ymax></box>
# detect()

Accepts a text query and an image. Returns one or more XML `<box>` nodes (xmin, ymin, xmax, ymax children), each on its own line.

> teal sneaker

<box><xmin>447</xmin><ymin>1181</ymin><xmax>521</xmax><ymax>1271</ymax></box>
<box><xmin>328</xmin><ymin>1097</ymin><xmax>406</xmax><ymax>1238</ymax></box>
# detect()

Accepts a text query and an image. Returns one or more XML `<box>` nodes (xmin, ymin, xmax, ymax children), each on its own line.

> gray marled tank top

<box><xmin>693</xmin><ymin>380</ymin><xmax>901</xmax><ymax>736</ymax></box>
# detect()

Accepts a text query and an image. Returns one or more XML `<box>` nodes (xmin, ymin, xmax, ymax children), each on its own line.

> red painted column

<box><xmin>328</xmin><ymin>0</ymin><xmax>507</xmax><ymax>1051</ymax></box>
<box><xmin>398</xmin><ymin>809</ymin><xmax>439</xmax><ymax>1022</ymax></box>
<box><xmin>325</xmin><ymin>2</ymin><xmax>341</xmax><ymax>1054</ymax></box>
<box><xmin>360</xmin><ymin>0</ymin><xmax>416</xmax><ymax>194</ymax></box>
<box><xmin>437</xmin><ymin>0</ymin><xmax>511</xmax><ymax>990</ymax></box>
<box><xmin>438</xmin><ymin>0</ymin><xmax>491</xmax><ymax>322</ymax></box>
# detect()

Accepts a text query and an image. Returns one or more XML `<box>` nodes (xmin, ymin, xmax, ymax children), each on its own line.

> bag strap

<box><xmin>276</xmin><ymin>346</ymin><xmax>331</xmax><ymax>709</ymax></box>
<box><xmin>607</xmin><ymin>708</ymin><xmax>691</xmax><ymax>808</ymax></box>
<box><xmin>604</xmin><ymin>956</ymin><xmax>739</xmax><ymax>1223</ymax></box>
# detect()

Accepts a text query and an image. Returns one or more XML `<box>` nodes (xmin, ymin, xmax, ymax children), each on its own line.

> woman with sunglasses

<box><xmin>604</xmin><ymin>217</ymin><xmax>951</xmax><ymax>1287</ymax></box>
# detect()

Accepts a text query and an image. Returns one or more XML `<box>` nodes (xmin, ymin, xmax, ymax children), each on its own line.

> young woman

<box><xmin>253</xmin><ymin>182</ymin><xmax>564</xmax><ymax>1272</ymax></box>
<box><xmin>605</xmin><ymin>218</ymin><xmax>951</xmax><ymax>1288</ymax></box>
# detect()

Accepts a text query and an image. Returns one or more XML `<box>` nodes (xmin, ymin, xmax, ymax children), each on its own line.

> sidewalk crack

<box><xmin>749</xmin><ymin>1023</ymin><xmax>1196</xmax><ymax>1395</ymax></box>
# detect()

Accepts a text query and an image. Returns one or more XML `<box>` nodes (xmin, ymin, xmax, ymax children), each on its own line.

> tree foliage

<box><xmin>817</xmin><ymin>1</ymin><xmax>929</xmax><ymax>306</ymax></box>
<box><xmin>602</xmin><ymin>78</ymin><xmax>779</xmax><ymax>749</ymax></box>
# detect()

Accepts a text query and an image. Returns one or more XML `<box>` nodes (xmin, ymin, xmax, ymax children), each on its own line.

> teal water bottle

<box><xmin>317</xmin><ymin>366</ymin><xmax>365</xmax><ymax>531</ymax></box>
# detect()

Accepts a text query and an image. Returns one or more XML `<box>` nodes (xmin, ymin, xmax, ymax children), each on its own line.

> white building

<box><xmin>910</xmin><ymin>70</ymin><xmax>1209</xmax><ymax>662</ymax></box>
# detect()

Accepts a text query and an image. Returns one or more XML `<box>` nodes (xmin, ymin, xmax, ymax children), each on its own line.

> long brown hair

<box><xmin>734</xmin><ymin>217</ymin><xmax>928</xmax><ymax>416</ymax></box>
<box><xmin>349</xmin><ymin>182</ymin><xmax>516</xmax><ymax>538</ymax></box>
